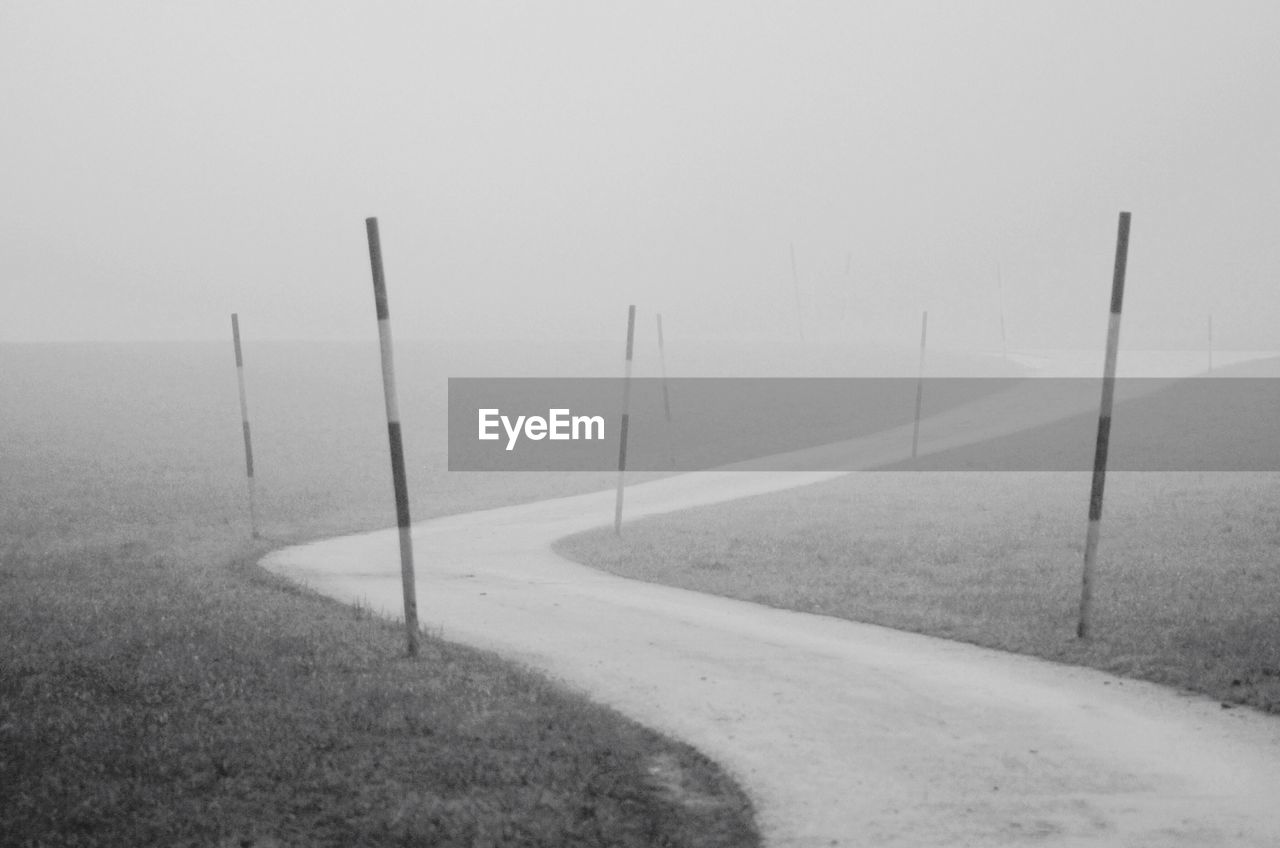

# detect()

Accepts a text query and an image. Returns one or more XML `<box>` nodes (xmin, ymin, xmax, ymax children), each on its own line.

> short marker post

<box><xmin>1077</xmin><ymin>211</ymin><xmax>1132</xmax><ymax>640</ymax></box>
<box><xmin>365</xmin><ymin>217</ymin><xmax>420</xmax><ymax>657</ymax></box>
<box><xmin>614</xmin><ymin>304</ymin><xmax>636</xmax><ymax>535</ymax></box>
<box><xmin>656</xmin><ymin>313</ymin><xmax>675</xmax><ymax>467</ymax></box>
<box><xmin>230</xmin><ymin>313</ymin><xmax>258</xmax><ymax>538</ymax></box>
<box><xmin>911</xmin><ymin>310</ymin><xmax>928</xmax><ymax>459</ymax></box>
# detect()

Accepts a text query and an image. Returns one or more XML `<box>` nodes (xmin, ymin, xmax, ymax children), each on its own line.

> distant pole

<box><xmin>614</xmin><ymin>304</ymin><xmax>637</xmax><ymax>535</ymax></box>
<box><xmin>996</xmin><ymin>263</ymin><xmax>1009</xmax><ymax>361</ymax></box>
<box><xmin>841</xmin><ymin>252</ymin><xmax>852</xmax><ymax>322</ymax></box>
<box><xmin>656</xmin><ymin>313</ymin><xmax>675</xmax><ymax>467</ymax></box>
<box><xmin>789</xmin><ymin>243</ymin><xmax>806</xmax><ymax>341</ymax></box>
<box><xmin>1208</xmin><ymin>314</ymin><xmax>1214</xmax><ymax>373</ymax></box>
<box><xmin>911</xmin><ymin>310</ymin><xmax>928</xmax><ymax>459</ymax></box>
<box><xmin>1077</xmin><ymin>211</ymin><xmax>1132</xmax><ymax>640</ymax></box>
<box><xmin>230</xmin><ymin>313</ymin><xmax>258</xmax><ymax>538</ymax></box>
<box><xmin>365</xmin><ymin>217</ymin><xmax>420</xmax><ymax>657</ymax></box>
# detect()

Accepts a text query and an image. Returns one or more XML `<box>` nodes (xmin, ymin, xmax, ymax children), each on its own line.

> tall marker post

<box><xmin>911</xmin><ymin>310</ymin><xmax>928</xmax><ymax>459</ymax></box>
<box><xmin>365</xmin><ymin>217</ymin><xmax>420</xmax><ymax>657</ymax></box>
<box><xmin>230</xmin><ymin>313</ymin><xmax>258</xmax><ymax>538</ymax></box>
<box><xmin>656</xmin><ymin>313</ymin><xmax>675</xmax><ymax>467</ymax></box>
<box><xmin>614</xmin><ymin>304</ymin><xmax>636</xmax><ymax>535</ymax></box>
<box><xmin>1077</xmin><ymin>211</ymin><xmax>1132</xmax><ymax>640</ymax></box>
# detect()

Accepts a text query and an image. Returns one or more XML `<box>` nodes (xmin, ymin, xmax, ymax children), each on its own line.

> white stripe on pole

<box><xmin>230</xmin><ymin>313</ymin><xmax>258</xmax><ymax>538</ymax></box>
<box><xmin>657</xmin><ymin>312</ymin><xmax>675</xmax><ymax>467</ymax></box>
<box><xmin>614</xmin><ymin>304</ymin><xmax>637</xmax><ymax>535</ymax></box>
<box><xmin>365</xmin><ymin>216</ymin><xmax>420</xmax><ymax>658</ymax></box>
<box><xmin>1077</xmin><ymin>211</ymin><xmax>1131</xmax><ymax>640</ymax></box>
<box><xmin>911</xmin><ymin>310</ymin><xmax>928</xmax><ymax>459</ymax></box>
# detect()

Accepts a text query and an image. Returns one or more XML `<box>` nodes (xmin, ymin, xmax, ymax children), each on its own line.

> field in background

<box><xmin>2</xmin><ymin>340</ymin><xmax>638</xmax><ymax>545</ymax></box>
<box><xmin>1</xmin><ymin>339</ymin><xmax>1022</xmax><ymax>543</ymax></box>
<box><xmin>557</xmin><ymin>357</ymin><xmax>1280</xmax><ymax>714</ymax></box>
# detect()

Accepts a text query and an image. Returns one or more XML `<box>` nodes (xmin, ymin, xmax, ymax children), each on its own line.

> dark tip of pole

<box><xmin>625</xmin><ymin>305</ymin><xmax>636</xmax><ymax>360</ymax></box>
<box><xmin>231</xmin><ymin>314</ymin><xmax>243</xmax><ymax>365</ymax></box>
<box><xmin>1110</xmin><ymin>212</ymin><xmax>1131</xmax><ymax>315</ymax></box>
<box><xmin>366</xmin><ymin>218</ymin><xmax>390</xmax><ymax>320</ymax></box>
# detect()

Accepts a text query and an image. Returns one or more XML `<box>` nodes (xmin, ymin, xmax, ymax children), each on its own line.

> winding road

<box><xmin>263</xmin><ymin>358</ymin><xmax>1280</xmax><ymax>846</ymax></box>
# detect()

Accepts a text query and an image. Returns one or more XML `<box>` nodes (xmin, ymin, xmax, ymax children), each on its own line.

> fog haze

<box><xmin>3</xmin><ymin>2</ymin><xmax>1278</xmax><ymax>349</ymax></box>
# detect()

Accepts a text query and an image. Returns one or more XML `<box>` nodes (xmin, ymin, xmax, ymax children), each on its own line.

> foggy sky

<box><xmin>3</xmin><ymin>2</ymin><xmax>1278</xmax><ymax>349</ymax></box>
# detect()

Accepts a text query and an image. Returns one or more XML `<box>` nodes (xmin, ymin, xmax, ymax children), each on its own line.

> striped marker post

<box><xmin>365</xmin><ymin>217</ymin><xmax>420</xmax><ymax>657</ymax></box>
<box><xmin>614</xmin><ymin>304</ymin><xmax>636</xmax><ymax>536</ymax></box>
<box><xmin>911</xmin><ymin>310</ymin><xmax>928</xmax><ymax>459</ymax></box>
<box><xmin>230</xmin><ymin>313</ymin><xmax>258</xmax><ymax>538</ymax></box>
<box><xmin>1077</xmin><ymin>211</ymin><xmax>1132</xmax><ymax>640</ymax></box>
<box><xmin>656</xmin><ymin>313</ymin><xmax>675</xmax><ymax>467</ymax></box>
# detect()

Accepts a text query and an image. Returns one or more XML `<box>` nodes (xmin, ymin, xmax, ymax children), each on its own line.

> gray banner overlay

<box><xmin>447</xmin><ymin>378</ymin><xmax>1280</xmax><ymax>471</ymax></box>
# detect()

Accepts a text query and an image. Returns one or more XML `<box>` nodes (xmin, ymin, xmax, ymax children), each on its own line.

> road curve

<box><xmin>263</xmin><ymin>460</ymin><xmax>1280</xmax><ymax>847</ymax></box>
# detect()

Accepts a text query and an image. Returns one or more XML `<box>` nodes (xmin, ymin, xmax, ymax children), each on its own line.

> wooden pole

<box><xmin>614</xmin><ymin>304</ymin><xmax>637</xmax><ymax>535</ymax></box>
<box><xmin>365</xmin><ymin>217</ymin><xmax>420</xmax><ymax>657</ymax></box>
<box><xmin>1077</xmin><ymin>211</ymin><xmax>1132</xmax><ymax>640</ymax></box>
<box><xmin>911</xmin><ymin>310</ymin><xmax>928</xmax><ymax>459</ymax></box>
<box><xmin>230</xmin><ymin>313</ymin><xmax>258</xmax><ymax>538</ymax></box>
<box><xmin>656</xmin><ymin>313</ymin><xmax>675</xmax><ymax>467</ymax></box>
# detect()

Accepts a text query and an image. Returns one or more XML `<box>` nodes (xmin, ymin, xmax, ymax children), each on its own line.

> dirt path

<box><xmin>263</xmin><ymin>366</ymin><xmax>1280</xmax><ymax>846</ymax></box>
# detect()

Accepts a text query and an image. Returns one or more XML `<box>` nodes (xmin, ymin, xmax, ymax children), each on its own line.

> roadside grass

<box><xmin>0</xmin><ymin>342</ymin><xmax>760</xmax><ymax>847</ymax></box>
<box><xmin>555</xmin><ymin>471</ymin><xmax>1280</xmax><ymax>714</ymax></box>
<box><xmin>1</xmin><ymin>530</ymin><xmax>757</xmax><ymax>847</ymax></box>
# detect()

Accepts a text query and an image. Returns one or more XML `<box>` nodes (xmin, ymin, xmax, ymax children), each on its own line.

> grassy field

<box><xmin>0</xmin><ymin>341</ymin><xmax>758</xmax><ymax>847</ymax></box>
<box><xmin>557</xmin><ymin>364</ymin><xmax>1280</xmax><ymax>715</ymax></box>
<box><xmin>558</xmin><ymin>471</ymin><xmax>1280</xmax><ymax>713</ymax></box>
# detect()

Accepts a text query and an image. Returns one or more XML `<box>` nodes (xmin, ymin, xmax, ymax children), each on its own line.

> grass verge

<box><xmin>555</xmin><ymin>471</ymin><xmax>1280</xmax><ymax>714</ymax></box>
<box><xmin>0</xmin><ymin>526</ymin><xmax>759</xmax><ymax>847</ymax></box>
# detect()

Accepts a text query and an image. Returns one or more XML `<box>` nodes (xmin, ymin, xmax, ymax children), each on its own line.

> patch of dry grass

<box><xmin>0</xmin><ymin>537</ymin><xmax>757</xmax><ymax>847</ymax></box>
